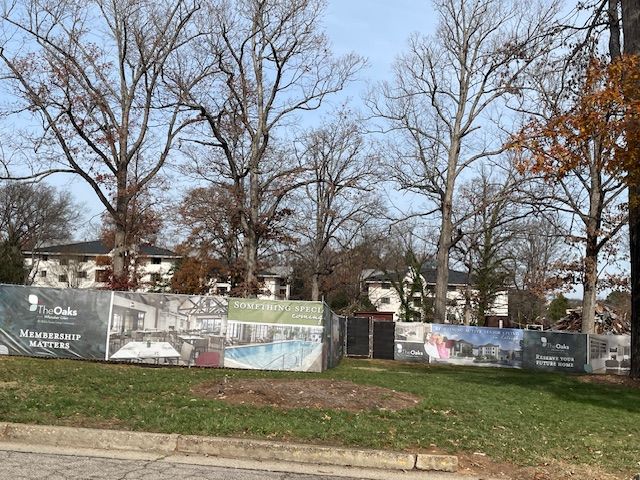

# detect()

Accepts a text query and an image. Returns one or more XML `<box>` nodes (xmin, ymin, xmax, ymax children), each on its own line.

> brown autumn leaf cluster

<box><xmin>511</xmin><ymin>55</ymin><xmax>640</xmax><ymax>185</ymax></box>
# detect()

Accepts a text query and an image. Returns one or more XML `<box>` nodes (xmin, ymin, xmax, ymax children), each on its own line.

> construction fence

<box><xmin>0</xmin><ymin>284</ymin><xmax>345</xmax><ymax>373</ymax></box>
<box><xmin>395</xmin><ymin>322</ymin><xmax>631</xmax><ymax>375</ymax></box>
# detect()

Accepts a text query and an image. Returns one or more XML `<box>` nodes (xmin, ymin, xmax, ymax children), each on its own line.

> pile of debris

<box><xmin>552</xmin><ymin>303</ymin><xmax>631</xmax><ymax>334</ymax></box>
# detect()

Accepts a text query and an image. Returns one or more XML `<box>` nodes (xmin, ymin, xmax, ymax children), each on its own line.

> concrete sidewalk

<box><xmin>0</xmin><ymin>422</ymin><xmax>483</xmax><ymax>478</ymax></box>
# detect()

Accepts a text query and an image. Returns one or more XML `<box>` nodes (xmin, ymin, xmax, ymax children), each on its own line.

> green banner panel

<box><xmin>227</xmin><ymin>298</ymin><xmax>325</xmax><ymax>326</ymax></box>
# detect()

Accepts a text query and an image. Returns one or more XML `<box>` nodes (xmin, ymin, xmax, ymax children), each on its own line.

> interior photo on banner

<box><xmin>106</xmin><ymin>292</ymin><xmax>228</xmax><ymax>367</ymax></box>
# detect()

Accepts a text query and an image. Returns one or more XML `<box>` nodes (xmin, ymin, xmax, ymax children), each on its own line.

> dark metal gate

<box><xmin>346</xmin><ymin>317</ymin><xmax>396</xmax><ymax>359</ymax></box>
<box><xmin>345</xmin><ymin>316</ymin><xmax>371</xmax><ymax>357</ymax></box>
<box><xmin>372</xmin><ymin>320</ymin><xmax>395</xmax><ymax>359</ymax></box>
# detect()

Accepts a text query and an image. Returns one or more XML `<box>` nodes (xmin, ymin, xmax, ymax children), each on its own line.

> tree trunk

<box><xmin>621</xmin><ymin>0</ymin><xmax>640</xmax><ymax>378</ymax></box>
<box><xmin>311</xmin><ymin>273</ymin><xmax>320</xmax><ymax>301</ymax></box>
<box><xmin>243</xmin><ymin>166</ymin><xmax>261</xmax><ymax>297</ymax></box>
<box><xmin>434</xmin><ymin>202</ymin><xmax>453</xmax><ymax>323</ymax></box>
<box><xmin>582</xmin><ymin>166</ymin><xmax>602</xmax><ymax>334</ymax></box>
<box><xmin>581</xmin><ymin>250</ymin><xmax>598</xmax><ymax>333</ymax></box>
<box><xmin>630</xmin><ymin>184</ymin><xmax>640</xmax><ymax>377</ymax></box>
<box><xmin>243</xmin><ymin>227</ymin><xmax>259</xmax><ymax>297</ymax></box>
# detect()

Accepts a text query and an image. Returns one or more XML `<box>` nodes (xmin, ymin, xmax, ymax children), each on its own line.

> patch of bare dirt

<box><xmin>576</xmin><ymin>374</ymin><xmax>640</xmax><ymax>389</ymax></box>
<box><xmin>457</xmin><ymin>453</ymin><xmax>628</xmax><ymax>480</ymax></box>
<box><xmin>191</xmin><ymin>378</ymin><xmax>421</xmax><ymax>412</ymax></box>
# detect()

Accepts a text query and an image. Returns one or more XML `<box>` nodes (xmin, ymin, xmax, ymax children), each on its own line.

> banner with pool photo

<box><xmin>0</xmin><ymin>284</ymin><xmax>111</xmax><ymax>359</ymax></box>
<box><xmin>225</xmin><ymin>298</ymin><xmax>325</xmax><ymax>372</ymax></box>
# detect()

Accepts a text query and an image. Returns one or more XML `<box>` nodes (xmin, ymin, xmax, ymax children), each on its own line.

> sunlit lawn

<box><xmin>0</xmin><ymin>356</ymin><xmax>638</xmax><ymax>476</ymax></box>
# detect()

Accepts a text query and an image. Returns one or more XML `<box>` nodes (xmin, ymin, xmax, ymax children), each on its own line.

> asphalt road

<box><xmin>0</xmin><ymin>448</ymin><xmax>365</xmax><ymax>480</ymax></box>
<box><xmin>0</xmin><ymin>443</ymin><xmax>475</xmax><ymax>480</ymax></box>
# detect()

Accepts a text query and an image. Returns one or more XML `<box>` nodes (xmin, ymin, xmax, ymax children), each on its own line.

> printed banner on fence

<box><xmin>587</xmin><ymin>334</ymin><xmax>630</xmax><ymax>375</ymax></box>
<box><xmin>227</xmin><ymin>298</ymin><xmax>324</xmax><ymax>326</ymax></box>
<box><xmin>394</xmin><ymin>323</ymin><xmax>523</xmax><ymax>367</ymax></box>
<box><xmin>0</xmin><ymin>284</ymin><xmax>111</xmax><ymax>359</ymax></box>
<box><xmin>106</xmin><ymin>292</ymin><xmax>228</xmax><ymax>368</ymax></box>
<box><xmin>429</xmin><ymin>324</ymin><xmax>524</xmax><ymax>368</ymax></box>
<box><xmin>522</xmin><ymin>331</ymin><xmax>588</xmax><ymax>373</ymax></box>
<box><xmin>224</xmin><ymin>298</ymin><xmax>325</xmax><ymax>372</ymax></box>
<box><xmin>395</xmin><ymin>322</ymin><xmax>428</xmax><ymax>362</ymax></box>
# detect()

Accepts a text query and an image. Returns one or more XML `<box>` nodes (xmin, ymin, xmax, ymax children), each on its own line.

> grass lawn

<box><xmin>0</xmin><ymin>356</ymin><xmax>638</xmax><ymax>478</ymax></box>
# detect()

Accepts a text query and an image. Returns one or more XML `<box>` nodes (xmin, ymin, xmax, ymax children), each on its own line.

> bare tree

<box><xmin>369</xmin><ymin>0</ymin><xmax>560</xmax><ymax>322</ymax></box>
<box><xmin>292</xmin><ymin>109</ymin><xmax>384</xmax><ymax>301</ymax></box>
<box><xmin>0</xmin><ymin>0</ymin><xmax>198</xmax><ymax>286</ymax></box>
<box><xmin>453</xmin><ymin>166</ymin><xmax>534</xmax><ymax>324</ymax></box>
<box><xmin>176</xmin><ymin>0</ymin><xmax>364</xmax><ymax>295</ymax></box>
<box><xmin>0</xmin><ymin>181</ymin><xmax>77</xmax><ymax>284</ymax></box>
<box><xmin>0</xmin><ymin>181</ymin><xmax>76</xmax><ymax>249</ymax></box>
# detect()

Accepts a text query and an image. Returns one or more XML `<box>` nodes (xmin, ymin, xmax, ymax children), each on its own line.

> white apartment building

<box><xmin>24</xmin><ymin>240</ymin><xmax>179</xmax><ymax>290</ymax></box>
<box><xmin>23</xmin><ymin>240</ymin><xmax>292</xmax><ymax>300</ymax></box>
<box><xmin>364</xmin><ymin>264</ymin><xmax>509</xmax><ymax>324</ymax></box>
<box><xmin>208</xmin><ymin>266</ymin><xmax>292</xmax><ymax>301</ymax></box>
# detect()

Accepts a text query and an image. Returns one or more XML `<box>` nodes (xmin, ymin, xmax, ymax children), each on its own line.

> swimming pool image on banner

<box><xmin>224</xmin><ymin>339</ymin><xmax>323</xmax><ymax>370</ymax></box>
<box><xmin>223</xmin><ymin>298</ymin><xmax>327</xmax><ymax>372</ymax></box>
<box><xmin>223</xmin><ymin>321</ymin><xmax>324</xmax><ymax>372</ymax></box>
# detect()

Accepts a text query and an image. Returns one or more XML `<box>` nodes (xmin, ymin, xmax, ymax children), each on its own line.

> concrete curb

<box><xmin>0</xmin><ymin>422</ymin><xmax>458</xmax><ymax>473</ymax></box>
<box><xmin>176</xmin><ymin>435</ymin><xmax>418</xmax><ymax>471</ymax></box>
<box><xmin>2</xmin><ymin>423</ymin><xmax>179</xmax><ymax>454</ymax></box>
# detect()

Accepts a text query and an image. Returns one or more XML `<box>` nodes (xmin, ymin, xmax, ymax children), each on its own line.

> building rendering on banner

<box><xmin>363</xmin><ymin>264</ymin><xmax>508</xmax><ymax>323</ymax></box>
<box><xmin>23</xmin><ymin>240</ymin><xmax>292</xmax><ymax>300</ymax></box>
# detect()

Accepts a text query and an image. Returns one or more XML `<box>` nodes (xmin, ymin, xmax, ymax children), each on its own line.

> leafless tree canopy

<box><xmin>291</xmin><ymin>108</ymin><xmax>384</xmax><ymax>300</ymax></box>
<box><xmin>175</xmin><ymin>0</ymin><xmax>365</xmax><ymax>294</ymax></box>
<box><xmin>369</xmin><ymin>0</ymin><xmax>560</xmax><ymax>322</ymax></box>
<box><xmin>0</xmin><ymin>0</ymin><xmax>199</xmax><ymax>280</ymax></box>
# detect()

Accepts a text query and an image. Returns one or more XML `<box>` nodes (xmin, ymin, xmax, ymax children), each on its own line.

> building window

<box><xmin>95</xmin><ymin>270</ymin><xmax>110</xmax><ymax>282</ymax></box>
<box><xmin>216</xmin><ymin>287</ymin><xmax>229</xmax><ymax>295</ymax></box>
<box><xmin>41</xmin><ymin>255</ymin><xmax>48</xmax><ymax>261</ymax></box>
<box><xmin>151</xmin><ymin>257</ymin><xmax>162</xmax><ymax>265</ymax></box>
<box><xmin>81</xmin><ymin>256</ymin><xmax>90</xmax><ymax>262</ymax></box>
<box><xmin>58</xmin><ymin>274</ymin><xmax>68</xmax><ymax>283</ymax></box>
<box><xmin>78</xmin><ymin>271</ymin><xmax>88</xmax><ymax>279</ymax></box>
<box><xmin>380</xmin><ymin>297</ymin><xmax>390</xmax><ymax>304</ymax></box>
<box><xmin>40</xmin><ymin>270</ymin><xmax>47</xmax><ymax>278</ymax></box>
<box><xmin>59</xmin><ymin>258</ymin><xmax>69</xmax><ymax>266</ymax></box>
<box><xmin>150</xmin><ymin>273</ymin><xmax>162</xmax><ymax>283</ymax></box>
<box><xmin>381</xmin><ymin>282</ymin><xmax>391</xmax><ymax>289</ymax></box>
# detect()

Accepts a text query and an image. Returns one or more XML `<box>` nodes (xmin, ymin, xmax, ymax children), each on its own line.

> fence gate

<box><xmin>345</xmin><ymin>316</ymin><xmax>371</xmax><ymax>357</ymax></box>
<box><xmin>372</xmin><ymin>320</ymin><xmax>395</xmax><ymax>359</ymax></box>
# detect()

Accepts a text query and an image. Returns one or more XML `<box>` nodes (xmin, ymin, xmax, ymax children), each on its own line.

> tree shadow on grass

<box><xmin>430</xmin><ymin>365</ymin><xmax>640</xmax><ymax>414</ymax></box>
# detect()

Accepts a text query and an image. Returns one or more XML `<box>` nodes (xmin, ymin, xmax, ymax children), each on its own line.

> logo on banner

<box><xmin>540</xmin><ymin>336</ymin><xmax>569</xmax><ymax>350</ymax></box>
<box><xmin>28</xmin><ymin>294</ymin><xmax>39</xmax><ymax>312</ymax></box>
<box><xmin>27</xmin><ymin>293</ymin><xmax>78</xmax><ymax>317</ymax></box>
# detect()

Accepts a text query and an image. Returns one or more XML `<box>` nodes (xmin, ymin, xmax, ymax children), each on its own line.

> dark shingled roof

<box><xmin>26</xmin><ymin>240</ymin><xmax>178</xmax><ymax>258</ymax></box>
<box><xmin>366</xmin><ymin>264</ymin><xmax>470</xmax><ymax>286</ymax></box>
